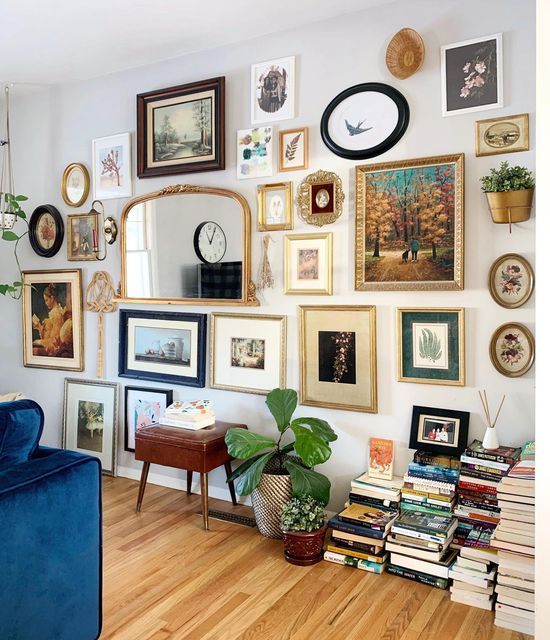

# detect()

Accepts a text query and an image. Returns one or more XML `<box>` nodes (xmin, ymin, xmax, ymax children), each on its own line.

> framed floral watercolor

<box><xmin>251</xmin><ymin>56</ymin><xmax>295</xmax><ymax>124</ymax></box>
<box><xmin>490</xmin><ymin>323</ymin><xmax>535</xmax><ymax>378</ymax></box>
<box><xmin>67</xmin><ymin>213</ymin><xmax>99</xmax><ymax>261</ymax></box>
<box><xmin>124</xmin><ymin>385</ymin><xmax>173</xmax><ymax>452</ymax></box>
<box><xmin>284</xmin><ymin>233</ymin><xmax>332</xmax><ymax>295</ymax></box>
<box><xmin>28</xmin><ymin>205</ymin><xmax>64</xmax><ymax>258</ymax></box>
<box><xmin>237</xmin><ymin>127</ymin><xmax>273</xmax><ymax>180</ymax></box>
<box><xmin>210</xmin><ymin>313</ymin><xmax>286</xmax><ymax>395</ymax></box>
<box><xmin>299</xmin><ymin>305</ymin><xmax>377</xmax><ymax>413</ymax></box>
<box><xmin>475</xmin><ymin>113</ymin><xmax>529</xmax><ymax>157</ymax></box>
<box><xmin>92</xmin><ymin>132</ymin><xmax>132</xmax><ymax>199</ymax></box>
<box><xmin>441</xmin><ymin>34</ymin><xmax>503</xmax><ymax>116</ymax></box>
<box><xmin>488</xmin><ymin>253</ymin><xmax>534</xmax><ymax>309</ymax></box>
<box><xmin>409</xmin><ymin>405</ymin><xmax>470</xmax><ymax>457</ymax></box>
<box><xmin>279</xmin><ymin>127</ymin><xmax>308</xmax><ymax>171</ymax></box>
<box><xmin>397</xmin><ymin>308</ymin><xmax>465</xmax><ymax>386</ymax></box>
<box><xmin>257</xmin><ymin>182</ymin><xmax>293</xmax><ymax>231</ymax></box>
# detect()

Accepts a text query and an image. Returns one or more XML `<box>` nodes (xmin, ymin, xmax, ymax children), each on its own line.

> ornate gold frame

<box><xmin>61</xmin><ymin>163</ymin><xmax>90</xmax><ymax>208</ymax></box>
<box><xmin>355</xmin><ymin>154</ymin><xmax>464</xmax><ymax>291</ymax></box>
<box><xmin>488</xmin><ymin>253</ymin><xmax>534</xmax><ymax>309</ymax></box>
<box><xmin>279</xmin><ymin>127</ymin><xmax>308</xmax><ymax>172</ymax></box>
<box><xmin>118</xmin><ymin>184</ymin><xmax>258</xmax><ymax>306</ymax></box>
<box><xmin>296</xmin><ymin>169</ymin><xmax>345</xmax><ymax>227</ymax></box>
<box><xmin>284</xmin><ymin>233</ymin><xmax>333</xmax><ymax>295</ymax></box>
<box><xmin>67</xmin><ymin>213</ymin><xmax>99</xmax><ymax>261</ymax></box>
<box><xmin>475</xmin><ymin>113</ymin><xmax>529</xmax><ymax>157</ymax></box>
<box><xmin>489</xmin><ymin>322</ymin><xmax>535</xmax><ymax>378</ymax></box>
<box><xmin>257</xmin><ymin>182</ymin><xmax>293</xmax><ymax>231</ymax></box>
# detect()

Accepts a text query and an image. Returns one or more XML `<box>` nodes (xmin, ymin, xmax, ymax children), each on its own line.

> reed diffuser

<box><xmin>478</xmin><ymin>390</ymin><xmax>505</xmax><ymax>450</ymax></box>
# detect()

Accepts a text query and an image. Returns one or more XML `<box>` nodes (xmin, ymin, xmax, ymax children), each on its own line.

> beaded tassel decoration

<box><xmin>257</xmin><ymin>234</ymin><xmax>274</xmax><ymax>292</ymax></box>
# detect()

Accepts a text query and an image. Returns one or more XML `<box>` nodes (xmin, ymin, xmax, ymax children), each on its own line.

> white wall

<box><xmin>0</xmin><ymin>0</ymin><xmax>535</xmax><ymax>511</ymax></box>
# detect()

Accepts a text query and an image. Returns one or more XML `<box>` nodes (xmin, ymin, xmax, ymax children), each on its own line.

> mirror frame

<box><xmin>118</xmin><ymin>184</ymin><xmax>258</xmax><ymax>306</ymax></box>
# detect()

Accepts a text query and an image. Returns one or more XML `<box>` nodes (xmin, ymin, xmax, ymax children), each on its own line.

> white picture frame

<box><xmin>92</xmin><ymin>132</ymin><xmax>132</xmax><ymax>199</ymax></box>
<box><xmin>251</xmin><ymin>56</ymin><xmax>295</xmax><ymax>124</ymax></box>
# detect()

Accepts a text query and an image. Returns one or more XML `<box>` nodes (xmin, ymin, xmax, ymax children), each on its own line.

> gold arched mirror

<box><xmin>119</xmin><ymin>185</ymin><xmax>258</xmax><ymax>305</ymax></box>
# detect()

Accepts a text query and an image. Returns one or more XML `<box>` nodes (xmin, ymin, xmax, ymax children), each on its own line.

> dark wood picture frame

<box><xmin>409</xmin><ymin>405</ymin><xmax>470</xmax><ymax>457</ymax></box>
<box><xmin>137</xmin><ymin>76</ymin><xmax>225</xmax><ymax>178</ymax></box>
<box><xmin>124</xmin><ymin>385</ymin><xmax>173</xmax><ymax>452</ymax></box>
<box><xmin>28</xmin><ymin>205</ymin><xmax>64</xmax><ymax>258</ymax></box>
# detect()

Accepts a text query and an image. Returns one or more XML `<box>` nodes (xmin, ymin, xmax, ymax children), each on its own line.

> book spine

<box><xmin>326</xmin><ymin>545</ymin><xmax>385</xmax><ymax>563</ymax></box>
<box><xmin>458</xmin><ymin>480</ymin><xmax>497</xmax><ymax>494</ymax></box>
<box><xmin>413</xmin><ymin>451</ymin><xmax>461</xmax><ymax>469</ymax></box>
<box><xmin>329</xmin><ymin>517</ymin><xmax>384</xmax><ymax>539</ymax></box>
<box><xmin>458</xmin><ymin>489</ymin><xmax>499</xmax><ymax>503</ymax></box>
<box><xmin>401</xmin><ymin>499</ymin><xmax>453</xmax><ymax>516</ymax></box>
<box><xmin>404</xmin><ymin>476</ymin><xmax>455</xmax><ymax>494</ymax></box>
<box><xmin>461</xmin><ymin>463</ymin><xmax>508</xmax><ymax>477</ymax></box>
<box><xmin>460</xmin><ymin>454</ymin><xmax>511</xmax><ymax>472</ymax></box>
<box><xmin>329</xmin><ymin>537</ymin><xmax>382</xmax><ymax>555</ymax></box>
<box><xmin>391</xmin><ymin>525</ymin><xmax>447</xmax><ymax>544</ymax></box>
<box><xmin>387</xmin><ymin>563</ymin><xmax>449</xmax><ymax>589</ymax></box>
<box><xmin>323</xmin><ymin>551</ymin><xmax>384</xmax><ymax>573</ymax></box>
<box><xmin>453</xmin><ymin>509</ymin><xmax>500</xmax><ymax>524</ymax></box>
<box><xmin>401</xmin><ymin>487</ymin><xmax>453</xmax><ymax>502</ymax></box>
<box><xmin>336</xmin><ymin>516</ymin><xmax>386</xmax><ymax>537</ymax></box>
<box><xmin>407</xmin><ymin>467</ymin><xmax>460</xmax><ymax>484</ymax></box>
<box><xmin>348</xmin><ymin>493</ymin><xmax>400</xmax><ymax>511</ymax></box>
<box><xmin>465</xmin><ymin>449</ymin><xmax>517</xmax><ymax>466</ymax></box>
<box><xmin>460</xmin><ymin>468</ymin><xmax>503</xmax><ymax>484</ymax></box>
<box><xmin>458</xmin><ymin>498</ymin><xmax>499</xmax><ymax>513</ymax></box>
<box><xmin>392</xmin><ymin>518</ymin><xmax>449</xmax><ymax>536</ymax></box>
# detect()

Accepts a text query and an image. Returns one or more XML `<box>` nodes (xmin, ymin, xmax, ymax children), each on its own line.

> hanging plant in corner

<box><xmin>0</xmin><ymin>192</ymin><xmax>29</xmax><ymax>299</ymax></box>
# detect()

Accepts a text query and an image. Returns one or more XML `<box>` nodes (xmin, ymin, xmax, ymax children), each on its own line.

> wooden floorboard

<box><xmin>101</xmin><ymin>477</ymin><xmax>532</xmax><ymax>640</ymax></box>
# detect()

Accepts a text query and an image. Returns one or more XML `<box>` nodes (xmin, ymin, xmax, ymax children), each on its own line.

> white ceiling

<box><xmin>0</xmin><ymin>0</ymin><xmax>396</xmax><ymax>85</ymax></box>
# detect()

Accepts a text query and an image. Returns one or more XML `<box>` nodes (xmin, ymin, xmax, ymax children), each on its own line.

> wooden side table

<box><xmin>134</xmin><ymin>420</ymin><xmax>246</xmax><ymax>531</ymax></box>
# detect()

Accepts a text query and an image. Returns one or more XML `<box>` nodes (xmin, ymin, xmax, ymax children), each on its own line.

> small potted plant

<box><xmin>280</xmin><ymin>495</ymin><xmax>327</xmax><ymax>565</ymax></box>
<box><xmin>480</xmin><ymin>161</ymin><xmax>534</xmax><ymax>231</ymax></box>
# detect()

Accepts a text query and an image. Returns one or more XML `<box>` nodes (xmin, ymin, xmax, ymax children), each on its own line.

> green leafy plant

<box><xmin>225</xmin><ymin>388</ymin><xmax>337</xmax><ymax>505</ymax></box>
<box><xmin>418</xmin><ymin>328</ymin><xmax>442</xmax><ymax>363</ymax></box>
<box><xmin>0</xmin><ymin>193</ymin><xmax>28</xmax><ymax>299</ymax></box>
<box><xmin>280</xmin><ymin>495</ymin><xmax>326</xmax><ymax>532</ymax></box>
<box><xmin>480</xmin><ymin>161</ymin><xmax>534</xmax><ymax>193</ymax></box>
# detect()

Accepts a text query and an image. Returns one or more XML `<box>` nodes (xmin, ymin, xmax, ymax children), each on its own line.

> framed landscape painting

<box><xmin>124</xmin><ymin>385</ymin><xmax>173</xmax><ymax>452</ymax></box>
<box><xmin>355</xmin><ymin>154</ymin><xmax>464</xmax><ymax>291</ymax></box>
<box><xmin>92</xmin><ymin>132</ymin><xmax>132</xmax><ymax>199</ymax></box>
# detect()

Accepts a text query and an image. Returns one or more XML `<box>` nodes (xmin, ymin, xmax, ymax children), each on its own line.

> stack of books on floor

<box><xmin>490</xmin><ymin>442</ymin><xmax>535</xmax><ymax>636</ymax></box>
<box><xmin>324</xmin><ymin>472</ymin><xmax>402</xmax><ymax>573</ymax></box>
<box><xmin>453</xmin><ymin>440</ymin><xmax>520</xmax><ymax>549</ymax></box>
<box><xmin>160</xmin><ymin>400</ymin><xmax>215</xmax><ymax>430</ymax></box>
<box><xmin>449</xmin><ymin>546</ymin><xmax>497</xmax><ymax>609</ymax></box>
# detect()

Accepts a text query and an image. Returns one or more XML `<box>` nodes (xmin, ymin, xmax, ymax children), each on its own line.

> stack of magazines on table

<box><xmin>160</xmin><ymin>400</ymin><xmax>215</xmax><ymax>430</ymax></box>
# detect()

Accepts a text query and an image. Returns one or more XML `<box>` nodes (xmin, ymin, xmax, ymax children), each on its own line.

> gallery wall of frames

<box><xmin>0</xmin><ymin>0</ymin><xmax>535</xmax><ymax>509</ymax></box>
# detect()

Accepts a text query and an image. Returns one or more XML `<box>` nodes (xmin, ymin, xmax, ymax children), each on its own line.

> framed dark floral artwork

<box><xmin>28</xmin><ymin>205</ymin><xmax>64</xmax><ymax>258</ymax></box>
<box><xmin>488</xmin><ymin>253</ymin><xmax>534</xmax><ymax>309</ymax></box>
<box><xmin>409</xmin><ymin>405</ymin><xmax>470</xmax><ymax>457</ymax></box>
<box><xmin>489</xmin><ymin>323</ymin><xmax>535</xmax><ymax>378</ymax></box>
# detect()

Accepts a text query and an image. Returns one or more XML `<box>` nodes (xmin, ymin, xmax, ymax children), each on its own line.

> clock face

<box><xmin>194</xmin><ymin>221</ymin><xmax>227</xmax><ymax>264</ymax></box>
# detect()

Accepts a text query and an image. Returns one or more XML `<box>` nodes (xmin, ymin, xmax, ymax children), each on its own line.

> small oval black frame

<box><xmin>28</xmin><ymin>204</ymin><xmax>65</xmax><ymax>258</ymax></box>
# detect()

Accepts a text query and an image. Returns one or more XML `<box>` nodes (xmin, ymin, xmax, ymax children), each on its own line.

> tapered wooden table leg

<box><xmin>136</xmin><ymin>461</ymin><xmax>150</xmax><ymax>512</ymax></box>
<box><xmin>186</xmin><ymin>470</ymin><xmax>193</xmax><ymax>494</ymax></box>
<box><xmin>200</xmin><ymin>472</ymin><xmax>209</xmax><ymax>531</ymax></box>
<box><xmin>224</xmin><ymin>461</ymin><xmax>237</xmax><ymax>506</ymax></box>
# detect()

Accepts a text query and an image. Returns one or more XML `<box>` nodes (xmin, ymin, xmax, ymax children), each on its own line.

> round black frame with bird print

<box><xmin>320</xmin><ymin>82</ymin><xmax>410</xmax><ymax>160</ymax></box>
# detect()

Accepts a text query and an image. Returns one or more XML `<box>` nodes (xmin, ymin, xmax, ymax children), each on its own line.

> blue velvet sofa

<box><xmin>0</xmin><ymin>399</ymin><xmax>102</xmax><ymax>640</ymax></box>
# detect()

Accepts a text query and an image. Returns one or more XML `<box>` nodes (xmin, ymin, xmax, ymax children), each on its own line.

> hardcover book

<box><xmin>393</xmin><ymin>510</ymin><xmax>456</xmax><ymax>535</ymax></box>
<box><xmin>465</xmin><ymin>440</ymin><xmax>521</xmax><ymax>465</ymax></box>
<box><xmin>369</xmin><ymin>438</ymin><xmax>394</xmax><ymax>480</ymax></box>
<box><xmin>413</xmin><ymin>450</ymin><xmax>461</xmax><ymax>470</ymax></box>
<box><xmin>323</xmin><ymin>551</ymin><xmax>386</xmax><ymax>573</ymax></box>
<box><xmin>386</xmin><ymin>563</ymin><xmax>449</xmax><ymax>589</ymax></box>
<box><xmin>337</xmin><ymin>503</ymin><xmax>398</xmax><ymax>532</ymax></box>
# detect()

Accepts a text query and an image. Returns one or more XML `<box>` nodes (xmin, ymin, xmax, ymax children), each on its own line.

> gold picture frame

<box><xmin>284</xmin><ymin>233</ymin><xmax>333</xmax><ymax>295</ymax></box>
<box><xmin>475</xmin><ymin>113</ymin><xmax>529</xmax><ymax>157</ymax></box>
<box><xmin>257</xmin><ymin>182</ymin><xmax>293</xmax><ymax>231</ymax></box>
<box><xmin>296</xmin><ymin>169</ymin><xmax>345</xmax><ymax>227</ymax></box>
<box><xmin>67</xmin><ymin>213</ymin><xmax>99</xmax><ymax>261</ymax></box>
<box><xmin>489</xmin><ymin>322</ymin><xmax>535</xmax><ymax>378</ymax></box>
<box><xmin>61</xmin><ymin>163</ymin><xmax>90</xmax><ymax>208</ymax></box>
<box><xmin>279</xmin><ymin>127</ymin><xmax>308</xmax><ymax>172</ymax></box>
<box><xmin>299</xmin><ymin>305</ymin><xmax>377</xmax><ymax>413</ymax></box>
<box><xmin>488</xmin><ymin>253</ymin><xmax>534</xmax><ymax>309</ymax></box>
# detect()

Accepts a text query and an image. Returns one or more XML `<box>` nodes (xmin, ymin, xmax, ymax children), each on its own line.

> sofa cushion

<box><xmin>0</xmin><ymin>399</ymin><xmax>44</xmax><ymax>469</ymax></box>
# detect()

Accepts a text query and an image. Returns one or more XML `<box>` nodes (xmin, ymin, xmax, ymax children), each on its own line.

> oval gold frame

<box><xmin>61</xmin><ymin>163</ymin><xmax>90</xmax><ymax>208</ymax></box>
<box><xmin>489</xmin><ymin>322</ymin><xmax>535</xmax><ymax>378</ymax></box>
<box><xmin>296</xmin><ymin>169</ymin><xmax>345</xmax><ymax>227</ymax></box>
<box><xmin>488</xmin><ymin>253</ymin><xmax>534</xmax><ymax>309</ymax></box>
<box><xmin>118</xmin><ymin>184</ymin><xmax>258</xmax><ymax>306</ymax></box>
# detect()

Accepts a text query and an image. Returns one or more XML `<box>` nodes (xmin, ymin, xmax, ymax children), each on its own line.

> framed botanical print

<box><xmin>279</xmin><ymin>127</ymin><xmax>308</xmax><ymax>171</ymax></box>
<box><xmin>397</xmin><ymin>308</ymin><xmax>465</xmax><ymax>386</ymax></box>
<box><xmin>22</xmin><ymin>269</ymin><xmax>84</xmax><ymax>371</ymax></box>
<box><xmin>284</xmin><ymin>233</ymin><xmax>332</xmax><ymax>295</ymax></box>
<box><xmin>67</xmin><ymin>213</ymin><xmax>99</xmax><ymax>261</ymax></box>
<box><xmin>118</xmin><ymin>310</ymin><xmax>207</xmax><ymax>387</ymax></box>
<box><xmin>251</xmin><ymin>56</ymin><xmax>295</xmax><ymax>124</ymax></box>
<box><xmin>137</xmin><ymin>77</ymin><xmax>225</xmax><ymax>178</ymax></box>
<box><xmin>488</xmin><ymin>253</ymin><xmax>534</xmax><ymax>309</ymax></box>
<box><xmin>299</xmin><ymin>305</ymin><xmax>377</xmax><ymax>413</ymax></box>
<box><xmin>237</xmin><ymin>127</ymin><xmax>273</xmax><ymax>179</ymax></box>
<box><xmin>28</xmin><ymin>204</ymin><xmax>64</xmax><ymax>258</ymax></box>
<box><xmin>409</xmin><ymin>405</ymin><xmax>470</xmax><ymax>457</ymax></box>
<box><xmin>61</xmin><ymin>163</ymin><xmax>90</xmax><ymax>207</ymax></box>
<box><xmin>476</xmin><ymin>113</ymin><xmax>529</xmax><ymax>157</ymax></box>
<box><xmin>124</xmin><ymin>385</ymin><xmax>173</xmax><ymax>452</ymax></box>
<box><xmin>63</xmin><ymin>378</ymin><xmax>119</xmax><ymax>476</ymax></box>
<box><xmin>257</xmin><ymin>182</ymin><xmax>293</xmax><ymax>231</ymax></box>
<box><xmin>441</xmin><ymin>33</ymin><xmax>503</xmax><ymax>116</ymax></box>
<box><xmin>489</xmin><ymin>323</ymin><xmax>535</xmax><ymax>378</ymax></box>
<box><xmin>297</xmin><ymin>169</ymin><xmax>345</xmax><ymax>227</ymax></box>
<box><xmin>92</xmin><ymin>132</ymin><xmax>132</xmax><ymax>199</ymax></box>
<box><xmin>355</xmin><ymin>154</ymin><xmax>464</xmax><ymax>291</ymax></box>
<box><xmin>210</xmin><ymin>313</ymin><xmax>286</xmax><ymax>395</ymax></box>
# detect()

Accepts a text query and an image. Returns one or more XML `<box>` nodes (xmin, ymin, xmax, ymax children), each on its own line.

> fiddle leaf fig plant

<box><xmin>225</xmin><ymin>388</ymin><xmax>337</xmax><ymax>505</ymax></box>
<box><xmin>0</xmin><ymin>193</ymin><xmax>28</xmax><ymax>299</ymax></box>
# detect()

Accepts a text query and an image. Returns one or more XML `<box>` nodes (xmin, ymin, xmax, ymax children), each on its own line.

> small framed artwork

<box><xmin>67</xmin><ymin>213</ymin><xmax>99</xmax><ymax>261</ymax></box>
<box><xmin>119</xmin><ymin>309</ymin><xmax>207</xmax><ymax>387</ymax></box>
<box><xmin>210</xmin><ymin>313</ymin><xmax>286</xmax><ymax>395</ymax></box>
<box><xmin>251</xmin><ymin>56</ymin><xmax>295</xmax><ymax>124</ymax></box>
<box><xmin>397</xmin><ymin>308</ymin><xmax>465</xmax><ymax>386</ymax></box>
<box><xmin>284</xmin><ymin>233</ymin><xmax>332</xmax><ymax>295</ymax></box>
<box><xmin>355</xmin><ymin>154</ymin><xmax>464</xmax><ymax>291</ymax></box>
<box><xmin>124</xmin><ymin>385</ymin><xmax>173</xmax><ymax>452</ymax></box>
<box><xmin>63</xmin><ymin>378</ymin><xmax>119</xmax><ymax>476</ymax></box>
<box><xmin>28</xmin><ymin>204</ymin><xmax>64</xmax><ymax>258</ymax></box>
<box><xmin>257</xmin><ymin>182</ymin><xmax>293</xmax><ymax>231</ymax></box>
<box><xmin>92</xmin><ymin>132</ymin><xmax>132</xmax><ymax>199</ymax></box>
<box><xmin>22</xmin><ymin>269</ymin><xmax>84</xmax><ymax>371</ymax></box>
<box><xmin>476</xmin><ymin>113</ymin><xmax>529</xmax><ymax>157</ymax></box>
<box><xmin>237</xmin><ymin>127</ymin><xmax>273</xmax><ymax>179</ymax></box>
<box><xmin>320</xmin><ymin>82</ymin><xmax>410</xmax><ymax>160</ymax></box>
<box><xmin>488</xmin><ymin>253</ymin><xmax>534</xmax><ymax>309</ymax></box>
<box><xmin>296</xmin><ymin>169</ymin><xmax>345</xmax><ymax>227</ymax></box>
<box><xmin>409</xmin><ymin>405</ymin><xmax>470</xmax><ymax>457</ymax></box>
<box><xmin>299</xmin><ymin>305</ymin><xmax>377</xmax><ymax>413</ymax></box>
<box><xmin>137</xmin><ymin>77</ymin><xmax>225</xmax><ymax>178</ymax></box>
<box><xmin>61</xmin><ymin>163</ymin><xmax>90</xmax><ymax>207</ymax></box>
<box><xmin>279</xmin><ymin>127</ymin><xmax>308</xmax><ymax>172</ymax></box>
<box><xmin>489</xmin><ymin>323</ymin><xmax>535</xmax><ymax>378</ymax></box>
<box><xmin>441</xmin><ymin>33</ymin><xmax>503</xmax><ymax>117</ymax></box>
<box><xmin>369</xmin><ymin>438</ymin><xmax>394</xmax><ymax>480</ymax></box>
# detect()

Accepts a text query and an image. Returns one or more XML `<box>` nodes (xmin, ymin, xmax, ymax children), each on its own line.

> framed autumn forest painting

<box><xmin>355</xmin><ymin>153</ymin><xmax>464</xmax><ymax>291</ymax></box>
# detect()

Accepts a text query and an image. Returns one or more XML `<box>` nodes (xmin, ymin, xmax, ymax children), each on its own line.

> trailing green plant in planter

<box><xmin>0</xmin><ymin>193</ymin><xmax>29</xmax><ymax>299</ymax></box>
<box><xmin>281</xmin><ymin>495</ymin><xmax>326</xmax><ymax>532</ymax></box>
<box><xmin>480</xmin><ymin>161</ymin><xmax>534</xmax><ymax>193</ymax></box>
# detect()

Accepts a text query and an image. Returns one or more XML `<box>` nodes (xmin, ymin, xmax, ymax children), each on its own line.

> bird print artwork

<box><xmin>345</xmin><ymin>119</ymin><xmax>373</xmax><ymax>136</ymax></box>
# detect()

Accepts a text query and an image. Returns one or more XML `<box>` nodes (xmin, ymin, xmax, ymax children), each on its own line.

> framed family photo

<box><xmin>124</xmin><ymin>385</ymin><xmax>173</xmax><ymax>452</ymax></box>
<box><xmin>119</xmin><ymin>310</ymin><xmax>207</xmax><ymax>387</ymax></box>
<box><xmin>210</xmin><ymin>313</ymin><xmax>286</xmax><ymax>395</ymax></box>
<box><xmin>237</xmin><ymin>127</ymin><xmax>273</xmax><ymax>179</ymax></box>
<box><xmin>279</xmin><ymin>127</ymin><xmax>308</xmax><ymax>171</ymax></box>
<box><xmin>475</xmin><ymin>113</ymin><xmax>529</xmax><ymax>157</ymax></box>
<box><xmin>397</xmin><ymin>308</ymin><xmax>465</xmax><ymax>386</ymax></box>
<box><xmin>488</xmin><ymin>253</ymin><xmax>534</xmax><ymax>309</ymax></box>
<box><xmin>409</xmin><ymin>405</ymin><xmax>470</xmax><ymax>457</ymax></box>
<box><xmin>251</xmin><ymin>56</ymin><xmax>295</xmax><ymax>124</ymax></box>
<box><xmin>63</xmin><ymin>378</ymin><xmax>119</xmax><ymax>476</ymax></box>
<box><xmin>284</xmin><ymin>233</ymin><xmax>332</xmax><ymax>295</ymax></box>
<box><xmin>137</xmin><ymin>77</ymin><xmax>225</xmax><ymax>178</ymax></box>
<box><xmin>92</xmin><ymin>132</ymin><xmax>132</xmax><ymax>199</ymax></box>
<box><xmin>22</xmin><ymin>269</ymin><xmax>84</xmax><ymax>371</ymax></box>
<box><xmin>299</xmin><ymin>305</ymin><xmax>377</xmax><ymax>413</ymax></box>
<box><xmin>257</xmin><ymin>182</ymin><xmax>293</xmax><ymax>231</ymax></box>
<box><xmin>67</xmin><ymin>213</ymin><xmax>99</xmax><ymax>261</ymax></box>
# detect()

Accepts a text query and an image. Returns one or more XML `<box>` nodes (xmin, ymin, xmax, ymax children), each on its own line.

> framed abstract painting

<box><xmin>124</xmin><ymin>385</ymin><xmax>173</xmax><ymax>452</ymax></box>
<box><xmin>237</xmin><ymin>127</ymin><xmax>273</xmax><ymax>179</ymax></box>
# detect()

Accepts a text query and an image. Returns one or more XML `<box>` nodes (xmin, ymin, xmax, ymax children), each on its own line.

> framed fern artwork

<box><xmin>397</xmin><ymin>308</ymin><xmax>465</xmax><ymax>386</ymax></box>
<box><xmin>279</xmin><ymin>127</ymin><xmax>308</xmax><ymax>171</ymax></box>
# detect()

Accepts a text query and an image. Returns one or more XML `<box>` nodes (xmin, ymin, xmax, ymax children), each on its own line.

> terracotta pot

<box><xmin>486</xmin><ymin>188</ymin><xmax>534</xmax><ymax>225</ymax></box>
<box><xmin>281</xmin><ymin>524</ymin><xmax>328</xmax><ymax>566</ymax></box>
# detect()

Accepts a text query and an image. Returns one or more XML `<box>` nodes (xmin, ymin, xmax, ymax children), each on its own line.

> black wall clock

<box><xmin>28</xmin><ymin>204</ymin><xmax>64</xmax><ymax>257</ymax></box>
<box><xmin>193</xmin><ymin>221</ymin><xmax>227</xmax><ymax>264</ymax></box>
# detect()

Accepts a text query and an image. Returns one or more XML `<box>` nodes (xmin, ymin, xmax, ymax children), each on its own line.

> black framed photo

<box><xmin>28</xmin><ymin>205</ymin><xmax>64</xmax><ymax>258</ymax></box>
<box><xmin>118</xmin><ymin>310</ymin><xmax>207</xmax><ymax>387</ymax></box>
<box><xmin>124</xmin><ymin>385</ymin><xmax>173</xmax><ymax>452</ymax></box>
<box><xmin>409</xmin><ymin>405</ymin><xmax>470</xmax><ymax>457</ymax></box>
<box><xmin>320</xmin><ymin>82</ymin><xmax>409</xmax><ymax>160</ymax></box>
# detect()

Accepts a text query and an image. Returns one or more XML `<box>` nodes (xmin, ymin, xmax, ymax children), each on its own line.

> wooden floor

<box><xmin>101</xmin><ymin>477</ymin><xmax>531</xmax><ymax>640</ymax></box>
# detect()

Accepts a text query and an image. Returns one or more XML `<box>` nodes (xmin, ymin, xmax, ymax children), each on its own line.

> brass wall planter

<box><xmin>486</xmin><ymin>188</ymin><xmax>534</xmax><ymax>232</ymax></box>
